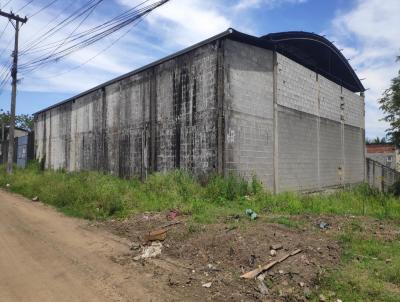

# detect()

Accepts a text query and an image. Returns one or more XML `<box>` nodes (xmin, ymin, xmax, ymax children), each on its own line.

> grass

<box><xmin>1</xmin><ymin>161</ymin><xmax>400</xmax><ymax>223</ymax></box>
<box><xmin>1</xmin><ymin>162</ymin><xmax>400</xmax><ymax>301</ymax></box>
<box><xmin>318</xmin><ymin>222</ymin><xmax>400</xmax><ymax>302</ymax></box>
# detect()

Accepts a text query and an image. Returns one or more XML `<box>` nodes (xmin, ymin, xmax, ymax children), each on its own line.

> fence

<box><xmin>366</xmin><ymin>157</ymin><xmax>400</xmax><ymax>192</ymax></box>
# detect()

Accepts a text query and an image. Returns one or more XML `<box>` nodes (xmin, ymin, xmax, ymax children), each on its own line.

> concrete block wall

<box><xmin>223</xmin><ymin>40</ymin><xmax>275</xmax><ymax>189</ymax></box>
<box><xmin>276</xmin><ymin>53</ymin><xmax>365</xmax><ymax>191</ymax></box>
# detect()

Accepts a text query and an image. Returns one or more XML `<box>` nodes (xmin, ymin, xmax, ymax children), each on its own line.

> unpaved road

<box><xmin>0</xmin><ymin>190</ymin><xmax>168</xmax><ymax>302</ymax></box>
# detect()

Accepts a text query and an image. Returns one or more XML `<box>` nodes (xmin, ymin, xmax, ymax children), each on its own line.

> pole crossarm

<box><xmin>0</xmin><ymin>10</ymin><xmax>27</xmax><ymax>23</ymax></box>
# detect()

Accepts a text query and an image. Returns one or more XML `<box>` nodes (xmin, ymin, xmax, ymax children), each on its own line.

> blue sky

<box><xmin>0</xmin><ymin>0</ymin><xmax>399</xmax><ymax>138</ymax></box>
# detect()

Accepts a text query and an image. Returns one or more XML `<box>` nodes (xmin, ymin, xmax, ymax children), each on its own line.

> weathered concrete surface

<box><xmin>35</xmin><ymin>42</ymin><xmax>220</xmax><ymax>179</ymax></box>
<box><xmin>35</xmin><ymin>38</ymin><xmax>366</xmax><ymax>192</ymax></box>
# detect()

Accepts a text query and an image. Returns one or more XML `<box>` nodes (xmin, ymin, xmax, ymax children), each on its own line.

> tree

<box><xmin>379</xmin><ymin>56</ymin><xmax>400</xmax><ymax>146</ymax></box>
<box><xmin>0</xmin><ymin>110</ymin><xmax>34</xmax><ymax>132</ymax></box>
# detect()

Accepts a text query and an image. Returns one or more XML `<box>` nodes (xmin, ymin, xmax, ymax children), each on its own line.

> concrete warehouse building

<box><xmin>34</xmin><ymin>29</ymin><xmax>366</xmax><ymax>193</ymax></box>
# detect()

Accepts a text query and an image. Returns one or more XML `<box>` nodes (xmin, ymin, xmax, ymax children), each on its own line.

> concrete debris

<box><xmin>202</xmin><ymin>282</ymin><xmax>212</xmax><ymax>288</ymax></box>
<box><xmin>133</xmin><ymin>242</ymin><xmax>163</xmax><ymax>261</ymax></box>
<box><xmin>32</xmin><ymin>196</ymin><xmax>39</xmax><ymax>202</ymax></box>
<box><xmin>270</xmin><ymin>249</ymin><xmax>277</xmax><ymax>257</ymax></box>
<box><xmin>256</xmin><ymin>279</ymin><xmax>269</xmax><ymax>295</ymax></box>
<box><xmin>270</xmin><ymin>244</ymin><xmax>283</xmax><ymax>250</ymax></box>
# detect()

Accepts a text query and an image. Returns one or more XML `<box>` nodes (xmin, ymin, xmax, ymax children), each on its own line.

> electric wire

<box><xmin>28</xmin><ymin>0</ymin><xmax>60</xmax><ymax>18</ymax></box>
<box><xmin>26</xmin><ymin>12</ymin><xmax>149</xmax><ymax>79</ymax></box>
<box><xmin>19</xmin><ymin>0</ymin><xmax>168</xmax><ymax>72</ymax></box>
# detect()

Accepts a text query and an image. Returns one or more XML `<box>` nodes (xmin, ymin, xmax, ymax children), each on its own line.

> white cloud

<box><xmin>234</xmin><ymin>0</ymin><xmax>307</xmax><ymax>11</ymax></box>
<box><xmin>330</xmin><ymin>0</ymin><xmax>400</xmax><ymax>138</ymax></box>
<box><xmin>119</xmin><ymin>0</ymin><xmax>231</xmax><ymax>47</ymax></box>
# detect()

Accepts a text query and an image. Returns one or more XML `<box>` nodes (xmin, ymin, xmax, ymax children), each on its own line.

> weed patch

<box><xmin>1</xmin><ymin>162</ymin><xmax>400</xmax><ymax>223</ymax></box>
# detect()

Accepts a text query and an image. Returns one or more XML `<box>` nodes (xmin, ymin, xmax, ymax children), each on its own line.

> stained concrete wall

<box><xmin>276</xmin><ymin>53</ymin><xmax>365</xmax><ymax>192</ymax></box>
<box><xmin>223</xmin><ymin>40</ymin><xmax>274</xmax><ymax>189</ymax></box>
<box><xmin>35</xmin><ymin>39</ymin><xmax>365</xmax><ymax>192</ymax></box>
<box><xmin>35</xmin><ymin>42</ymin><xmax>221</xmax><ymax>178</ymax></box>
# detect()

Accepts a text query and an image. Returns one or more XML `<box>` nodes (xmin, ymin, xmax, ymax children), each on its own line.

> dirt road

<box><xmin>0</xmin><ymin>190</ymin><xmax>167</xmax><ymax>302</ymax></box>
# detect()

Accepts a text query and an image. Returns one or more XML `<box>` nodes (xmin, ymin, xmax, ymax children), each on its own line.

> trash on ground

<box><xmin>202</xmin><ymin>282</ymin><xmax>212</xmax><ymax>288</ymax></box>
<box><xmin>245</xmin><ymin>209</ymin><xmax>258</xmax><ymax>220</ymax></box>
<box><xmin>144</xmin><ymin>228</ymin><xmax>167</xmax><ymax>242</ymax></box>
<box><xmin>32</xmin><ymin>196</ymin><xmax>39</xmax><ymax>202</ymax></box>
<box><xmin>6</xmin><ymin>183</ymin><xmax>10</xmax><ymax>187</ymax></box>
<box><xmin>241</xmin><ymin>249</ymin><xmax>302</xmax><ymax>279</ymax></box>
<box><xmin>167</xmin><ymin>210</ymin><xmax>179</xmax><ymax>220</ymax></box>
<box><xmin>133</xmin><ymin>242</ymin><xmax>163</xmax><ymax>260</ymax></box>
<box><xmin>318</xmin><ymin>222</ymin><xmax>330</xmax><ymax>230</ymax></box>
<box><xmin>270</xmin><ymin>249</ymin><xmax>277</xmax><ymax>257</ymax></box>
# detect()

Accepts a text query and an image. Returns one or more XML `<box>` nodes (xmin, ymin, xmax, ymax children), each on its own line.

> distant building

<box><xmin>0</xmin><ymin>127</ymin><xmax>33</xmax><ymax>167</ymax></box>
<box><xmin>366</xmin><ymin>144</ymin><xmax>399</xmax><ymax>170</ymax></box>
<box><xmin>34</xmin><ymin>29</ymin><xmax>366</xmax><ymax>193</ymax></box>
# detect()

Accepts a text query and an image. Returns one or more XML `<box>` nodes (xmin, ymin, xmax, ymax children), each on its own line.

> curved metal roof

<box><xmin>260</xmin><ymin>31</ymin><xmax>365</xmax><ymax>92</ymax></box>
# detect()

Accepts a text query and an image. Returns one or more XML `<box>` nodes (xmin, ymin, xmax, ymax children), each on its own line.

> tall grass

<box><xmin>1</xmin><ymin>162</ymin><xmax>400</xmax><ymax>222</ymax></box>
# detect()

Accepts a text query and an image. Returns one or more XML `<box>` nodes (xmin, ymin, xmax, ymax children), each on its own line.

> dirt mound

<box><xmin>101</xmin><ymin>213</ymin><xmax>342</xmax><ymax>301</ymax></box>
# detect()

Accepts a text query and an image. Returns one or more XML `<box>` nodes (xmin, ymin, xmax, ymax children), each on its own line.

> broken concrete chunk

<box><xmin>270</xmin><ymin>244</ymin><xmax>283</xmax><ymax>250</ymax></box>
<box><xmin>256</xmin><ymin>279</ymin><xmax>269</xmax><ymax>295</ymax></box>
<box><xmin>133</xmin><ymin>242</ymin><xmax>162</xmax><ymax>261</ymax></box>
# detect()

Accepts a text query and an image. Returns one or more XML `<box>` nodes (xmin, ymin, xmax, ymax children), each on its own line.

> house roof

<box><xmin>35</xmin><ymin>28</ymin><xmax>364</xmax><ymax>115</ymax></box>
<box><xmin>366</xmin><ymin>144</ymin><xmax>396</xmax><ymax>154</ymax></box>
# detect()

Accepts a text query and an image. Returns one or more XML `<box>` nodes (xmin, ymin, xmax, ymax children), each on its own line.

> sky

<box><xmin>0</xmin><ymin>0</ymin><xmax>399</xmax><ymax>139</ymax></box>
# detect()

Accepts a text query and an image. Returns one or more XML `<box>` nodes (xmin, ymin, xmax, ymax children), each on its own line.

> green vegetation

<box><xmin>1</xmin><ymin>162</ymin><xmax>400</xmax><ymax>223</ymax></box>
<box><xmin>1</xmin><ymin>163</ymin><xmax>400</xmax><ymax>301</ymax></box>
<box><xmin>319</xmin><ymin>222</ymin><xmax>400</xmax><ymax>302</ymax></box>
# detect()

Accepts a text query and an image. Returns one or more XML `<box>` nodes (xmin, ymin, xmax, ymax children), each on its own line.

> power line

<box><xmin>25</xmin><ymin>13</ymin><xmax>149</xmax><ymax>79</ymax></box>
<box><xmin>19</xmin><ymin>0</ymin><xmax>167</xmax><ymax>72</ymax></box>
<box><xmin>16</xmin><ymin>0</ymin><xmax>34</xmax><ymax>13</ymax></box>
<box><xmin>0</xmin><ymin>0</ymin><xmax>14</xmax><ymax>9</ymax></box>
<box><xmin>20</xmin><ymin>0</ymin><xmax>99</xmax><ymax>54</ymax></box>
<box><xmin>28</xmin><ymin>0</ymin><xmax>60</xmax><ymax>18</ymax></box>
<box><xmin>0</xmin><ymin>19</ymin><xmax>9</xmax><ymax>40</ymax></box>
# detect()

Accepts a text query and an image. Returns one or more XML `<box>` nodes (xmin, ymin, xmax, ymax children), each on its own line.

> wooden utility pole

<box><xmin>0</xmin><ymin>10</ymin><xmax>27</xmax><ymax>174</ymax></box>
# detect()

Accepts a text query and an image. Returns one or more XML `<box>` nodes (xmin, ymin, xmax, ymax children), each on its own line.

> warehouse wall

<box><xmin>35</xmin><ymin>42</ymin><xmax>220</xmax><ymax>178</ymax></box>
<box><xmin>276</xmin><ymin>53</ymin><xmax>365</xmax><ymax>192</ymax></box>
<box><xmin>223</xmin><ymin>40</ymin><xmax>275</xmax><ymax>189</ymax></box>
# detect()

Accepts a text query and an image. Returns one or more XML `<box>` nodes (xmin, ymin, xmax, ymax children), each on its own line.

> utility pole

<box><xmin>0</xmin><ymin>10</ymin><xmax>27</xmax><ymax>174</ymax></box>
